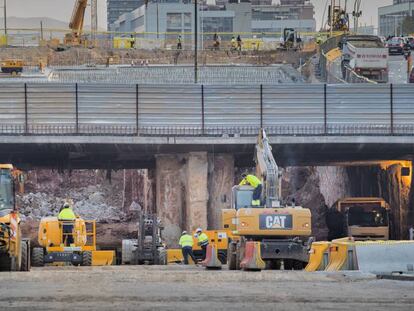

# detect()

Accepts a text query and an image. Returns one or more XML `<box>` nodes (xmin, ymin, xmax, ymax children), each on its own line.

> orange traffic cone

<box><xmin>201</xmin><ymin>244</ymin><xmax>222</xmax><ymax>270</ymax></box>
<box><xmin>240</xmin><ymin>241</ymin><xmax>265</xmax><ymax>271</ymax></box>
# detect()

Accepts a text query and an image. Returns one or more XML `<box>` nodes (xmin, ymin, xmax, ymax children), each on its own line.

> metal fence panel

<box><xmin>393</xmin><ymin>85</ymin><xmax>414</xmax><ymax>135</ymax></box>
<box><xmin>0</xmin><ymin>84</ymin><xmax>25</xmax><ymax>133</ymax></box>
<box><xmin>263</xmin><ymin>85</ymin><xmax>325</xmax><ymax>135</ymax></box>
<box><xmin>326</xmin><ymin>84</ymin><xmax>391</xmax><ymax>134</ymax></box>
<box><xmin>138</xmin><ymin>85</ymin><xmax>202</xmax><ymax>132</ymax></box>
<box><xmin>204</xmin><ymin>85</ymin><xmax>261</xmax><ymax>131</ymax></box>
<box><xmin>78</xmin><ymin>84</ymin><xmax>136</xmax><ymax>134</ymax></box>
<box><xmin>27</xmin><ymin>84</ymin><xmax>76</xmax><ymax>134</ymax></box>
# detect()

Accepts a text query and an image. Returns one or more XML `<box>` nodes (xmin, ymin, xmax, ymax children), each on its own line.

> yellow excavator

<box><xmin>64</xmin><ymin>0</ymin><xmax>88</xmax><ymax>46</ymax></box>
<box><xmin>0</xmin><ymin>164</ymin><xmax>30</xmax><ymax>271</ymax></box>
<box><xmin>223</xmin><ymin>130</ymin><xmax>312</xmax><ymax>270</ymax></box>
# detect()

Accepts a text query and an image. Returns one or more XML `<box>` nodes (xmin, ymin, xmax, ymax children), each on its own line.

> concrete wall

<box><xmin>155</xmin><ymin>152</ymin><xmax>234</xmax><ymax>247</ymax></box>
<box><xmin>155</xmin><ymin>154</ymin><xmax>186</xmax><ymax>247</ymax></box>
<box><xmin>207</xmin><ymin>154</ymin><xmax>234</xmax><ymax>229</ymax></box>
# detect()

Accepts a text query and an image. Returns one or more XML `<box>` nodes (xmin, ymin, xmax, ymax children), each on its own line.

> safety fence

<box><xmin>0</xmin><ymin>83</ymin><xmax>413</xmax><ymax>137</ymax></box>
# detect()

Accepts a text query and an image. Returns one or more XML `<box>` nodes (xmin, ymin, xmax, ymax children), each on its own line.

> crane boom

<box><xmin>255</xmin><ymin>129</ymin><xmax>280</xmax><ymax>208</ymax></box>
<box><xmin>69</xmin><ymin>0</ymin><xmax>88</xmax><ymax>41</ymax></box>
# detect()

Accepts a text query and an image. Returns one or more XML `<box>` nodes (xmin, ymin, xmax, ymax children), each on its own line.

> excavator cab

<box><xmin>232</xmin><ymin>185</ymin><xmax>256</xmax><ymax>210</ymax></box>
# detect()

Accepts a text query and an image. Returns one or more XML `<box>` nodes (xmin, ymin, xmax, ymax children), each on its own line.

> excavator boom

<box><xmin>255</xmin><ymin>129</ymin><xmax>280</xmax><ymax>207</ymax></box>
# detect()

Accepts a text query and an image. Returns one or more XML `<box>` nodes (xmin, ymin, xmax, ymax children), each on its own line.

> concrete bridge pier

<box><xmin>155</xmin><ymin>152</ymin><xmax>234</xmax><ymax>247</ymax></box>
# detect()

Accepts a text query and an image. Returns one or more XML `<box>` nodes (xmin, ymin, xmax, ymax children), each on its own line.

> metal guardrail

<box><xmin>0</xmin><ymin>83</ymin><xmax>413</xmax><ymax>137</ymax></box>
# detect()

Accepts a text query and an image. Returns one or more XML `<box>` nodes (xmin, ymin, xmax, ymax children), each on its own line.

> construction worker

<box><xmin>195</xmin><ymin>228</ymin><xmax>209</xmax><ymax>260</ymax></box>
<box><xmin>231</xmin><ymin>36</ymin><xmax>237</xmax><ymax>51</ymax></box>
<box><xmin>179</xmin><ymin>231</ymin><xmax>197</xmax><ymax>265</ymax></box>
<box><xmin>177</xmin><ymin>35</ymin><xmax>182</xmax><ymax>50</ymax></box>
<box><xmin>239</xmin><ymin>173</ymin><xmax>262</xmax><ymax>206</ymax></box>
<box><xmin>58</xmin><ymin>202</ymin><xmax>76</xmax><ymax>246</ymax></box>
<box><xmin>237</xmin><ymin>35</ymin><xmax>242</xmax><ymax>51</ymax></box>
<box><xmin>130</xmin><ymin>34</ymin><xmax>136</xmax><ymax>49</ymax></box>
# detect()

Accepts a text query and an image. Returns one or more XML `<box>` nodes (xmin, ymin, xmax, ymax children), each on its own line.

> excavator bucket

<box><xmin>91</xmin><ymin>251</ymin><xmax>115</xmax><ymax>266</ymax></box>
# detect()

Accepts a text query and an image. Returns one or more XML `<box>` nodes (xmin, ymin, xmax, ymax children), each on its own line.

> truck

<box><xmin>326</xmin><ymin>197</ymin><xmax>390</xmax><ymax>241</ymax></box>
<box><xmin>223</xmin><ymin>130</ymin><xmax>312</xmax><ymax>270</ymax></box>
<box><xmin>339</xmin><ymin>35</ymin><xmax>388</xmax><ymax>83</ymax></box>
<box><xmin>0</xmin><ymin>164</ymin><xmax>30</xmax><ymax>271</ymax></box>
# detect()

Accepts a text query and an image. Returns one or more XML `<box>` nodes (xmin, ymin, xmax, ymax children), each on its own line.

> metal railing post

<box><xmin>136</xmin><ymin>84</ymin><xmax>139</xmax><ymax>136</ymax></box>
<box><xmin>24</xmin><ymin>83</ymin><xmax>28</xmax><ymax>134</ymax></box>
<box><xmin>390</xmin><ymin>83</ymin><xmax>394</xmax><ymax>135</ymax></box>
<box><xmin>324</xmin><ymin>84</ymin><xmax>327</xmax><ymax>135</ymax></box>
<box><xmin>260</xmin><ymin>84</ymin><xmax>263</xmax><ymax>129</ymax></box>
<box><xmin>75</xmin><ymin>83</ymin><xmax>79</xmax><ymax>134</ymax></box>
<box><xmin>201</xmin><ymin>84</ymin><xmax>204</xmax><ymax>135</ymax></box>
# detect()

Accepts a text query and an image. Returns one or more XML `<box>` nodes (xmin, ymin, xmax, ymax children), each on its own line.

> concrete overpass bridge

<box><xmin>0</xmin><ymin>82</ymin><xmax>412</xmax><ymax>169</ymax></box>
<box><xmin>1</xmin><ymin>82</ymin><xmax>413</xmax><ymax>243</ymax></box>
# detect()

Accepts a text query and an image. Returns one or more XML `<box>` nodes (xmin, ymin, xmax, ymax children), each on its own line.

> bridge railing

<box><xmin>0</xmin><ymin>83</ymin><xmax>413</xmax><ymax>137</ymax></box>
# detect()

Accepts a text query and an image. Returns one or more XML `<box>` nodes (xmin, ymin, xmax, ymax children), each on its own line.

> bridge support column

<box><xmin>207</xmin><ymin>154</ymin><xmax>234</xmax><ymax>229</ymax></box>
<box><xmin>155</xmin><ymin>154</ymin><xmax>186</xmax><ymax>247</ymax></box>
<box><xmin>185</xmin><ymin>152</ymin><xmax>208</xmax><ymax>232</ymax></box>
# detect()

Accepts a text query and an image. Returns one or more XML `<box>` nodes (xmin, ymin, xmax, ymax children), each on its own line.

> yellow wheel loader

<box><xmin>0</xmin><ymin>164</ymin><xmax>30</xmax><ymax>272</ymax></box>
<box><xmin>223</xmin><ymin>130</ymin><xmax>313</xmax><ymax>270</ymax></box>
<box><xmin>32</xmin><ymin>216</ymin><xmax>114</xmax><ymax>266</ymax></box>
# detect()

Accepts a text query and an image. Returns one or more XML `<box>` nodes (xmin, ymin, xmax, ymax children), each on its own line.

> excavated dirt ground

<box><xmin>0</xmin><ymin>266</ymin><xmax>413</xmax><ymax>311</ymax></box>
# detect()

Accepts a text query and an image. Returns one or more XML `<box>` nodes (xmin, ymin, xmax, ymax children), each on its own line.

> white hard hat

<box><xmin>182</xmin><ymin>230</ymin><xmax>187</xmax><ymax>235</ymax></box>
<box><xmin>196</xmin><ymin>228</ymin><xmax>202</xmax><ymax>233</ymax></box>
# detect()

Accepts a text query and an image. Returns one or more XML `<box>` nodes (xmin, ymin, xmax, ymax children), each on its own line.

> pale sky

<box><xmin>5</xmin><ymin>0</ymin><xmax>393</xmax><ymax>30</ymax></box>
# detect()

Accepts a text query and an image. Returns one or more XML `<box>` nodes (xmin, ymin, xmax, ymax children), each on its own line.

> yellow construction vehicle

<box><xmin>0</xmin><ymin>60</ymin><xmax>23</xmax><ymax>75</ymax></box>
<box><xmin>224</xmin><ymin>130</ymin><xmax>312</xmax><ymax>270</ymax></box>
<box><xmin>64</xmin><ymin>0</ymin><xmax>88</xmax><ymax>46</ymax></box>
<box><xmin>327</xmin><ymin>197</ymin><xmax>390</xmax><ymax>241</ymax></box>
<box><xmin>0</xmin><ymin>164</ymin><xmax>30</xmax><ymax>271</ymax></box>
<box><xmin>32</xmin><ymin>215</ymin><xmax>114</xmax><ymax>266</ymax></box>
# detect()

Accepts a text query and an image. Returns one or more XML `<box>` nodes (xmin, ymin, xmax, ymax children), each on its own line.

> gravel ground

<box><xmin>1</xmin><ymin>266</ymin><xmax>413</xmax><ymax>311</ymax></box>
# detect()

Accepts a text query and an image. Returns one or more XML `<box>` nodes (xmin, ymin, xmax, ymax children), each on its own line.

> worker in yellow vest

<box><xmin>195</xmin><ymin>228</ymin><xmax>209</xmax><ymax>260</ymax></box>
<box><xmin>239</xmin><ymin>173</ymin><xmax>262</xmax><ymax>206</ymax></box>
<box><xmin>58</xmin><ymin>202</ymin><xmax>76</xmax><ymax>246</ymax></box>
<box><xmin>179</xmin><ymin>231</ymin><xmax>197</xmax><ymax>265</ymax></box>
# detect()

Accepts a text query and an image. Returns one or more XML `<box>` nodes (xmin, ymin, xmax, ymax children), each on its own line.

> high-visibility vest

<box><xmin>239</xmin><ymin>175</ymin><xmax>262</xmax><ymax>188</ymax></box>
<box><xmin>197</xmin><ymin>232</ymin><xmax>209</xmax><ymax>246</ymax></box>
<box><xmin>179</xmin><ymin>234</ymin><xmax>194</xmax><ymax>248</ymax></box>
<box><xmin>58</xmin><ymin>208</ymin><xmax>76</xmax><ymax>221</ymax></box>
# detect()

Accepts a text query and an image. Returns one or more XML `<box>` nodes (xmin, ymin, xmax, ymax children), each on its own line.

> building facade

<box><xmin>378</xmin><ymin>0</ymin><xmax>414</xmax><ymax>36</ymax></box>
<box><xmin>111</xmin><ymin>1</ymin><xmax>252</xmax><ymax>41</ymax></box>
<box><xmin>107</xmin><ymin>0</ymin><xmax>144</xmax><ymax>30</ymax></box>
<box><xmin>110</xmin><ymin>0</ymin><xmax>315</xmax><ymax>36</ymax></box>
<box><xmin>251</xmin><ymin>0</ymin><xmax>316</xmax><ymax>34</ymax></box>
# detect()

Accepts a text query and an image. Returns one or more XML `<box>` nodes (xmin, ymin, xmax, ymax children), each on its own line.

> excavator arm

<box><xmin>254</xmin><ymin>129</ymin><xmax>280</xmax><ymax>208</ymax></box>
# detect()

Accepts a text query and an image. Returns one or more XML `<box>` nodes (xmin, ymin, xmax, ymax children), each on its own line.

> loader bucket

<box><xmin>92</xmin><ymin>251</ymin><xmax>115</xmax><ymax>266</ymax></box>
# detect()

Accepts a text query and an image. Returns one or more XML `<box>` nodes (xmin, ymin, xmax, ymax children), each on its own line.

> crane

<box><xmin>352</xmin><ymin>0</ymin><xmax>362</xmax><ymax>33</ymax></box>
<box><xmin>64</xmin><ymin>0</ymin><xmax>98</xmax><ymax>46</ymax></box>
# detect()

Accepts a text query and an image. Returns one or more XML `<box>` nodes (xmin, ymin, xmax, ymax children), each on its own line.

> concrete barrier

<box><xmin>240</xmin><ymin>241</ymin><xmax>266</xmax><ymax>271</ymax></box>
<box><xmin>354</xmin><ymin>241</ymin><xmax>414</xmax><ymax>274</ymax></box>
<box><xmin>305</xmin><ymin>241</ymin><xmax>330</xmax><ymax>272</ymax></box>
<box><xmin>201</xmin><ymin>244</ymin><xmax>222</xmax><ymax>270</ymax></box>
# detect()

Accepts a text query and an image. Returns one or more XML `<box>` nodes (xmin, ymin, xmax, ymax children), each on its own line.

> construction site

<box><xmin>1</xmin><ymin>0</ymin><xmax>414</xmax><ymax>310</ymax></box>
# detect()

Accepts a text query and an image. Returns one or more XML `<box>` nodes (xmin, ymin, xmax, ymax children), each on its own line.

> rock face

<box><xmin>18</xmin><ymin>161</ymin><xmax>413</xmax><ymax>248</ymax></box>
